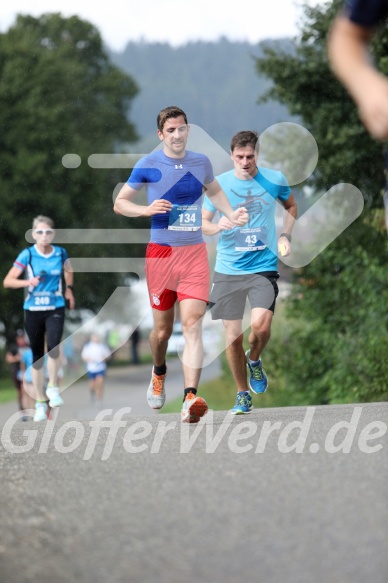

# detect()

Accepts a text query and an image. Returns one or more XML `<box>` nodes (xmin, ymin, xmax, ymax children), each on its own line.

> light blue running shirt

<box><xmin>13</xmin><ymin>245</ymin><xmax>68</xmax><ymax>311</ymax></box>
<box><xmin>203</xmin><ymin>167</ymin><xmax>290</xmax><ymax>275</ymax></box>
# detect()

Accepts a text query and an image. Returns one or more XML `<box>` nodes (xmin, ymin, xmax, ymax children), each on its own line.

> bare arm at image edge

<box><xmin>328</xmin><ymin>14</ymin><xmax>388</xmax><ymax>140</ymax></box>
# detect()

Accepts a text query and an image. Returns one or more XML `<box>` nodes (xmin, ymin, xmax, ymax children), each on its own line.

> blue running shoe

<box><xmin>231</xmin><ymin>392</ymin><xmax>253</xmax><ymax>415</ymax></box>
<box><xmin>245</xmin><ymin>350</ymin><xmax>268</xmax><ymax>394</ymax></box>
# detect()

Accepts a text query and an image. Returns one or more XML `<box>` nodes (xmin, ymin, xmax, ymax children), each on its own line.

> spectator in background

<box><xmin>81</xmin><ymin>333</ymin><xmax>111</xmax><ymax>407</ymax></box>
<box><xmin>130</xmin><ymin>327</ymin><xmax>141</xmax><ymax>365</ymax></box>
<box><xmin>63</xmin><ymin>334</ymin><xmax>77</xmax><ymax>370</ymax></box>
<box><xmin>19</xmin><ymin>341</ymin><xmax>36</xmax><ymax>419</ymax></box>
<box><xmin>5</xmin><ymin>330</ymin><xmax>31</xmax><ymax>420</ymax></box>
<box><xmin>107</xmin><ymin>328</ymin><xmax>121</xmax><ymax>358</ymax></box>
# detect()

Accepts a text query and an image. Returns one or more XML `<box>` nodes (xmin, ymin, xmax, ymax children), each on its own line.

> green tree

<box><xmin>254</xmin><ymin>0</ymin><xmax>388</xmax><ymax>403</ymax></box>
<box><xmin>0</xmin><ymin>13</ymin><xmax>140</xmax><ymax>339</ymax></box>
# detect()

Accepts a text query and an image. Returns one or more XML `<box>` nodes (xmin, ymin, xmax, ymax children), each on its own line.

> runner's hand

<box><xmin>145</xmin><ymin>199</ymin><xmax>172</xmax><ymax>216</ymax></box>
<box><xmin>278</xmin><ymin>236</ymin><xmax>291</xmax><ymax>257</ymax></box>
<box><xmin>27</xmin><ymin>276</ymin><xmax>40</xmax><ymax>288</ymax></box>
<box><xmin>230</xmin><ymin>207</ymin><xmax>249</xmax><ymax>226</ymax></box>
<box><xmin>65</xmin><ymin>288</ymin><xmax>75</xmax><ymax>310</ymax></box>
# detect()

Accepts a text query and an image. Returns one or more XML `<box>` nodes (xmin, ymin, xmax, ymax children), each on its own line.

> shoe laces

<box><xmin>184</xmin><ymin>392</ymin><xmax>196</xmax><ymax>401</ymax></box>
<box><xmin>152</xmin><ymin>373</ymin><xmax>165</xmax><ymax>396</ymax></box>
<box><xmin>250</xmin><ymin>362</ymin><xmax>264</xmax><ymax>381</ymax></box>
<box><xmin>236</xmin><ymin>393</ymin><xmax>250</xmax><ymax>406</ymax></box>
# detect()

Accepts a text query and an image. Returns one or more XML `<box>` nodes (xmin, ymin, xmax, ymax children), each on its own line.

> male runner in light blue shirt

<box><xmin>203</xmin><ymin>130</ymin><xmax>297</xmax><ymax>414</ymax></box>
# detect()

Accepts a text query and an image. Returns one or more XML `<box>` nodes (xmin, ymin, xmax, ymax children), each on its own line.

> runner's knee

<box><xmin>251</xmin><ymin>324</ymin><xmax>271</xmax><ymax>343</ymax></box>
<box><xmin>47</xmin><ymin>345</ymin><xmax>60</xmax><ymax>359</ymax></box>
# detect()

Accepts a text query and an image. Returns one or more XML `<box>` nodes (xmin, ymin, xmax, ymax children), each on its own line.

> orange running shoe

<box><xmin>147</xmin><ymin>367</ymin><xmax>167</xmax><ymax>409</ymax></box>
<box><xmin>181</xmin><ymin>392</ymin><xmax>208</xmax><ymax>424</ymax></box>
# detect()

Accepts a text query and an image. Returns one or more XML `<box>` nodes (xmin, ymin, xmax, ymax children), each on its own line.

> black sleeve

<box><xmin>346</xmin><ymin>0</ymin><xmax>388</xmax><ymax>26</ymax></box>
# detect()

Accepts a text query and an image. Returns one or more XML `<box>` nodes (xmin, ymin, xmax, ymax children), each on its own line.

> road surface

<box><xmin>0</xmin><ymin>361</ymin><xmax>387</xmax><ymax>583</ymax></box>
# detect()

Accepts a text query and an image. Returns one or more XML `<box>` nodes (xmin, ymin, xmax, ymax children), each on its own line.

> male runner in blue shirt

<box><xmin>114</xmin><ymin>106</ymin><xmax>248</xmax><ymax>423</ymax></box>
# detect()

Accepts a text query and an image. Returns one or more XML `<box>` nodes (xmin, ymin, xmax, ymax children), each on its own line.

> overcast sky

<box><xmin>0</xmin><ymin>0</ymin><xmax>330</xmax><ymax>52</ymax></box>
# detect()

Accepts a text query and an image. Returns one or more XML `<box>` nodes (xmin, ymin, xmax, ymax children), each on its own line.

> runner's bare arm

<box><xmin>328</xmin><ymin>16</ymin><xmax>388</xmax><ymax>140</ymax></box>
<box><xmin>114</xmin><ymin>183</ymin><xmax>172</xmax><ymax>217</ymax></box>
<box><xmin>278</xmin><ymin>194</ymin><xmax>298</xmax><ymax>256</ymax></box>
<box><xmin>204</xmin><ymin>179</ymin><xmax>248</xmax><ymax>226</ymax></box>
<box><xmin>63</xmin><ymin>259</ymin><xmax>75</xmax><ymax>310</ymax></box>
<box><xmin>3</xmin><ymin>266</ymin><xmax>40</xmax><ymax>289</ymax></box>
<box><xmin>281</xmin><ymin>194</ymin><xmax>297</xmax><ymax>234</ymax></box>
<box><xmin>202</xmin><ymin>208</ymin><xmax>235</xmax><ymax>235</ymax></box>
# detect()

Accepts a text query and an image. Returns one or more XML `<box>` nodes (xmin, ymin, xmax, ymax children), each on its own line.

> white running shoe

<box><xmin>181</xmin><ymin>392</ymin><xmax>208</xmax><ymax>424</ymax></box>
<box><xmin>46</xmin><ymin>386</ymin><xmax>64</xmax><ymax>408</ymax></box>
<box><xmin>147</xmin><ymin>367</ymin><xmax>166</xmax><ymax>409</ymax></box>
<box><xmin>34</xmin><ymin>402</ymin><xmax>48</xmax><ymax>422</ymax></box>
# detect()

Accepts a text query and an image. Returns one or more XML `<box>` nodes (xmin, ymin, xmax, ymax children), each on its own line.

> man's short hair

<box><xmin>230</xmin><ymin>131</ymin><xmax>259</xmax><ymax>153</ymax></box>
<box><xmin>157</xmin><ymin>106</ymin><xmax>188</xmax><ymax>132</ymax></box>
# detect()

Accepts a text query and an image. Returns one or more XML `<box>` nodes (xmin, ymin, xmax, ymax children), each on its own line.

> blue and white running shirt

<box><xmin>13</xmin><ymin>245</ymin><xmax>68</xmax><ymax>311</ymax></box>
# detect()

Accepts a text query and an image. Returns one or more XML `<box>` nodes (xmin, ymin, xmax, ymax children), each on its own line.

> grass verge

<box><xmin>0</xmin><ymin>378</ymin><xmax>17</xmax><ymax>404</ymax></box>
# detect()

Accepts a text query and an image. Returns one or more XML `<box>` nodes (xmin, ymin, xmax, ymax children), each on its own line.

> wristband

<box><xmin>280</xmin><ymin>232</ymin><xmax>292</xmax><ymax>243</ymax></box>
<box><xmin>66</xmin><ymin>285</ymin><xmax>74</xmax><ymax>291</ymax></box>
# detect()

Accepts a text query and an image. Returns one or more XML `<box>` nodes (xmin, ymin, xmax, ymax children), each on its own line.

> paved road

<box><xmin>0</xmin><ymin>364</ymin><xmax>387</xmax><ymax>583</ymax></box>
